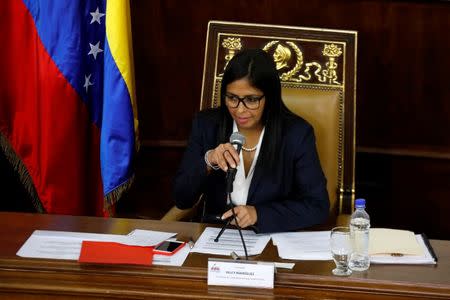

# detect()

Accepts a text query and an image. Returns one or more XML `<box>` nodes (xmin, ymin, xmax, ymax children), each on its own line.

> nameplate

<box><xmin>207</xmin><ymin>258</ymin><xmax>274</xmax><ymax>289</ymax></box>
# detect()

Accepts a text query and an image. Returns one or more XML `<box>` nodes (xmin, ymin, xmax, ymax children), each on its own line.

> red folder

<box><xmin>78</xmin><ymin>241</ymin><xmax>154</xmax><ymax>266</ymax></box>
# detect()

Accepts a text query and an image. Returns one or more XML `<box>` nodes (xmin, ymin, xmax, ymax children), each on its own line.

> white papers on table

<box><xmin>127</xmin><ymin>229</ymin><xmax>177</xmax><ymax>246</ymax></box>
<box><xmin>17</xmin><ymin>230</ymin><xmax>134</xmax><ymax>260</ymax></box>
<box><xmin>271</xmin><ymin>230</ymin><xmax>436</xmax><ymax>264</ymax></box>
<box><xmin>153</xmin><ymin>243</ymin><xmax>191</xmax><ymax>266</ymax></box>
<box><xmin>271</xmin><ymin>231</ymin><xmax>332</xmax><ymax>260</ymax></box>
<box><xmin>16</xmin><ymin>229</ymin><xmax>189</xmax><ymax>266</ymax></box>
<box><xmin>127</xmin><ymin>229</ymin><xmax>189</xmax><ymax>266</ymax></box>
<box><xmin>370</xmin><ymin>234</ymin><xmax>436</xmax><ymax>265</ymax></box>
<box><xmin>191</xmin><ymin>227</ymin><xmax>271</xmax><ymax>257</ymax></box>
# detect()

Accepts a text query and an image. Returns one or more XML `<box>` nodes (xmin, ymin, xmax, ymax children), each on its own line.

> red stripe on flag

<box><xmin>0</xmin><ymin>1</ymin><xmax>104</xmax><ymax>215</ymax></box>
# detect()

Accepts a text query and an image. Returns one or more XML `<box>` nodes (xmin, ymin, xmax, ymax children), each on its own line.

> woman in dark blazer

<box><xmin>173</xmin><ymin>49</ymin><xmax>329</xmax><ymax>233</ymax></box>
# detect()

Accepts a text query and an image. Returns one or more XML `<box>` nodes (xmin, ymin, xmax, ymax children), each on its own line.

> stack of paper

<box><xmin>271</xmin><ymin>231</ymin><xmax>331</xmax><ymax>260</ymax></box>
<box><xmin>271</xmin><ymin>231</ymin><xmax>332</xmax><ymax>260</ymax></box>
<box><xmin>369</xmin><ymin>228</ymin><xmax>436</xmax><ymax>264</ymax></box>
<box><xmin>191</xmin><ymin>227</ymin><xmax>271</xmax><ymax>257</ymax></box>
<box><xmin>16</xmin><ymin>229</ymin><xmax>191</xmax><ymax>266</ymax></box>
<box><xmin>271</xmin><ymin>228</ymin><xmax>437</xmax><ymax>264</ymax></box>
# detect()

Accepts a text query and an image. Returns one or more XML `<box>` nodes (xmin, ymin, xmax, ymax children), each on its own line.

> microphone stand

<box><xmin>214</xmin><ymin>169</ymin><xmax>248</xmax><ymax>260</ymax></box>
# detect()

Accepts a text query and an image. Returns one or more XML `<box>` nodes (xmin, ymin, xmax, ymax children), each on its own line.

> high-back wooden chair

<box><xmin>163</xmin><ymin>21</ymin><xmax>358</xmax><ymax>225</ymax></box>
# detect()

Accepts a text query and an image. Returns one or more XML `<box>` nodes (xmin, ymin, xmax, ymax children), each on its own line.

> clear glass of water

<box><xmin>330</xmin><ymin>226</ymin><xmax>352</xmax><ymax>276</ymax></box>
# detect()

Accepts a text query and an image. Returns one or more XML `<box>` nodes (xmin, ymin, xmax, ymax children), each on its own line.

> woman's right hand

<box><xmin>207</xmin><ymin>143</ymin><xmax>240</xmax><ymax>172</ymax></box>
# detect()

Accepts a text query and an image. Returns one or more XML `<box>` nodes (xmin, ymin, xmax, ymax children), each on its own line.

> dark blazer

<box><xmin>173</xmin><ymin>110</ymin><xmax>329</xmax><ymax>233</ymax></box>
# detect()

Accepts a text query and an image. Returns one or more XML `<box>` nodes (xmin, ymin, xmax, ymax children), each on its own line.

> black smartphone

<box><xmin>153</xmin><ymin>240</ymin><xmax>185</xmax><ymax>256</ymax></box>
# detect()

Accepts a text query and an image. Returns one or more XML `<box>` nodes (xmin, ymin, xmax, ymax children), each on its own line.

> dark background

<box><xmin>2</xmin><ymin>0</ymin><xmax>449</xmax><ymax>239</ymax></box>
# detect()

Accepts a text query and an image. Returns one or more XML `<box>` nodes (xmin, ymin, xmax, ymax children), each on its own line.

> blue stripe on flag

<box><xmin>101</xmin><ymin>40</ymin><xmax>134</xmax><ymax>194</ymax></box>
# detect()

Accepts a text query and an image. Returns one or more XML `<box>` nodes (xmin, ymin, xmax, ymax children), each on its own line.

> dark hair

<box><xmin>217</xmin><ymin>48</ymin><xmax>294</xmax><ymax>171</ymax></box>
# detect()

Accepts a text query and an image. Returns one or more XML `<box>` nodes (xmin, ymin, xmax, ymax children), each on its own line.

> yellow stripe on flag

<box><xmin>105</xmin><ymin>0</ymin><xmax>139</xmax><ymax>148</ymax></box>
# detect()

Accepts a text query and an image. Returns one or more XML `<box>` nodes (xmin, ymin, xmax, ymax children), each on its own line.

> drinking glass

<box><xmin>330</xmin><ymin>226</ymin><xmax>352</xmax><ymax>276</ymax></box>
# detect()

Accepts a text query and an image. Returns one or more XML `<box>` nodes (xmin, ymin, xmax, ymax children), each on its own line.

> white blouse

<box><xmin>231</xmin><ymin>122</ymin><xmax>265</xmax><ymax>206</ymax></box>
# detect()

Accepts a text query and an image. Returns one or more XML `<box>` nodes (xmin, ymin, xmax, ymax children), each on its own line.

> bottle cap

<box><xmin>355</xmin><ymin>198</ymin><xmax>366</xmax><ymax>208</ymax></box>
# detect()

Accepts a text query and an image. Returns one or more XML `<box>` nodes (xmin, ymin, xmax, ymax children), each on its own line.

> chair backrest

<box><xmin>200</xmin><ymin>21</ymin><xmax>357</xmax><ymax>221</ymax></box>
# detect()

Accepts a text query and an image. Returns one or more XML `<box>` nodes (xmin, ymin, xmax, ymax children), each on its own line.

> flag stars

<box><xmin>84</xmin><ymin>8</ymin><xmax>104</xmax><ymax>94</ymax></box>
<box><xmin>84</xmin><ymin>74</ymin><xmax>93</xmax><ymax>92</ymax></box>
<box><xmin>88</xmin><ymin>41</ymin><xmax>103</xmax><ymax>59</ymax></box>
<box><xmin>90</xmin><ymin>7</ymin><xmax>105</xmax><ymax>24</ymax></box>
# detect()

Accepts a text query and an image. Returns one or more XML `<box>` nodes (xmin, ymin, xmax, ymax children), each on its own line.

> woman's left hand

<box><xmin>221</xmin><ymin>205</ymin><xmax>257</xmax><ymax>228</ymax></box>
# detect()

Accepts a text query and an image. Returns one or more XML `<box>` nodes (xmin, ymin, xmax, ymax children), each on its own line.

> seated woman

<box><xmin>173</xmin><ymin>48</ymin><xmax>329</xmax><ymax>233</ymax></box>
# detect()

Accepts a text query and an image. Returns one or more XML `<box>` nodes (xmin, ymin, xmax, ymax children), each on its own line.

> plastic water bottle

<box><xmin>349</xmin><ymin>198</ymin><xmax>370</xmax><ymax>271</ymax></box>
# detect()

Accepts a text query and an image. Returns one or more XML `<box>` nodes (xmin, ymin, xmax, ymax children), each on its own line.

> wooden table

<box><xmin>0</xmin><ymin>212</ymin><xmax>449</xmax><ymax>299</ymax></box>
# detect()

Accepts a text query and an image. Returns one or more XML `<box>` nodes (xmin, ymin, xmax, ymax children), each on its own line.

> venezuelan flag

<box><xmin>0</xmin><ymin>0</ymin><xmax>138</xmax><ymax>216</ymax></box>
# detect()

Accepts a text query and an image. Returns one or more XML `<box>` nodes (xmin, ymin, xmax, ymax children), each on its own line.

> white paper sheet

<box><xmin>271</xmin><ymin>231</ymin><xmax>332</xmax><ymax>260</ymax></box>
<box><xmin>17</xmin><ymin>230</ymin><xmax>134</xmax><ymax>260</ymax></box>
<box><xmin>191</xmin><ymin>227</ymin><xmax>271</xmax><ymax>257</ymax></box>
<box><xmin>16</xmin><ymin>229</ymin><xmax>187</xmax><ymax>266</ymax></box>
<box><xmin>127</xmin><ymin>229</ymin><xmax>177</xmax><ymax>246</ymax></box>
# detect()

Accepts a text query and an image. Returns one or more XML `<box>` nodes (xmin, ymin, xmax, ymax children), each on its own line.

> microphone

<box><xmin>215</xmin><ymin>131</ymin><xmax>249</xmax><ymax>259</ymax></box>
<box><xmin>229</xmin><ymin>131</ymin><xmax>246</xmax><ymax>154</ymax></box>
<box><xmin>226</xmin><ymin>132</ymin><xmax>245</xmax><ymax>194</ymax></box>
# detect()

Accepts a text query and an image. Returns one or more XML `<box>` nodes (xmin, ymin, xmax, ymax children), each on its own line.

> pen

<box><xmin>421</xmin><ymin>233</ymin><xmax>438</xmax><ymax>263</ymax></box>
<box><xmin>188</xmin><ymin>238</ymin><xmax>195</xmax><ymax>249</ymax></box>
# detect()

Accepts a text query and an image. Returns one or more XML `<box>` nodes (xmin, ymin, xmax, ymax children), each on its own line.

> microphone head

<box><xmin>229</xmin><ymin>131</ymin><xmax>245</xmax><ymax>146</ymax></box>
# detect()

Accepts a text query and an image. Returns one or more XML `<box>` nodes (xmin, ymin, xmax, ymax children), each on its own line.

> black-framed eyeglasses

<box><xmin>224</xmin><ymin>93</ymin><xmax>265</xmax><ymax>110</ymax></box>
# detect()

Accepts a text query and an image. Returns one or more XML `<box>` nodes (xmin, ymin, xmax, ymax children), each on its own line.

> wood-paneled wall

<box><xmin>2</xmin><ymin>0</ymin><xmax>449</xmax><ymax>239</ymax></box>
<box><xmin>124</xmin><ymin>0</ymin><xmax>450</xmax><ymax>239</ymax></box>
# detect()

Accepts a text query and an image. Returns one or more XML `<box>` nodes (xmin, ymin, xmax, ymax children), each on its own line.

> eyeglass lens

<box><xmin>225</xmin><ymin>94</ymin><xmax>263</xmax><ymax>109</ymax></box>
